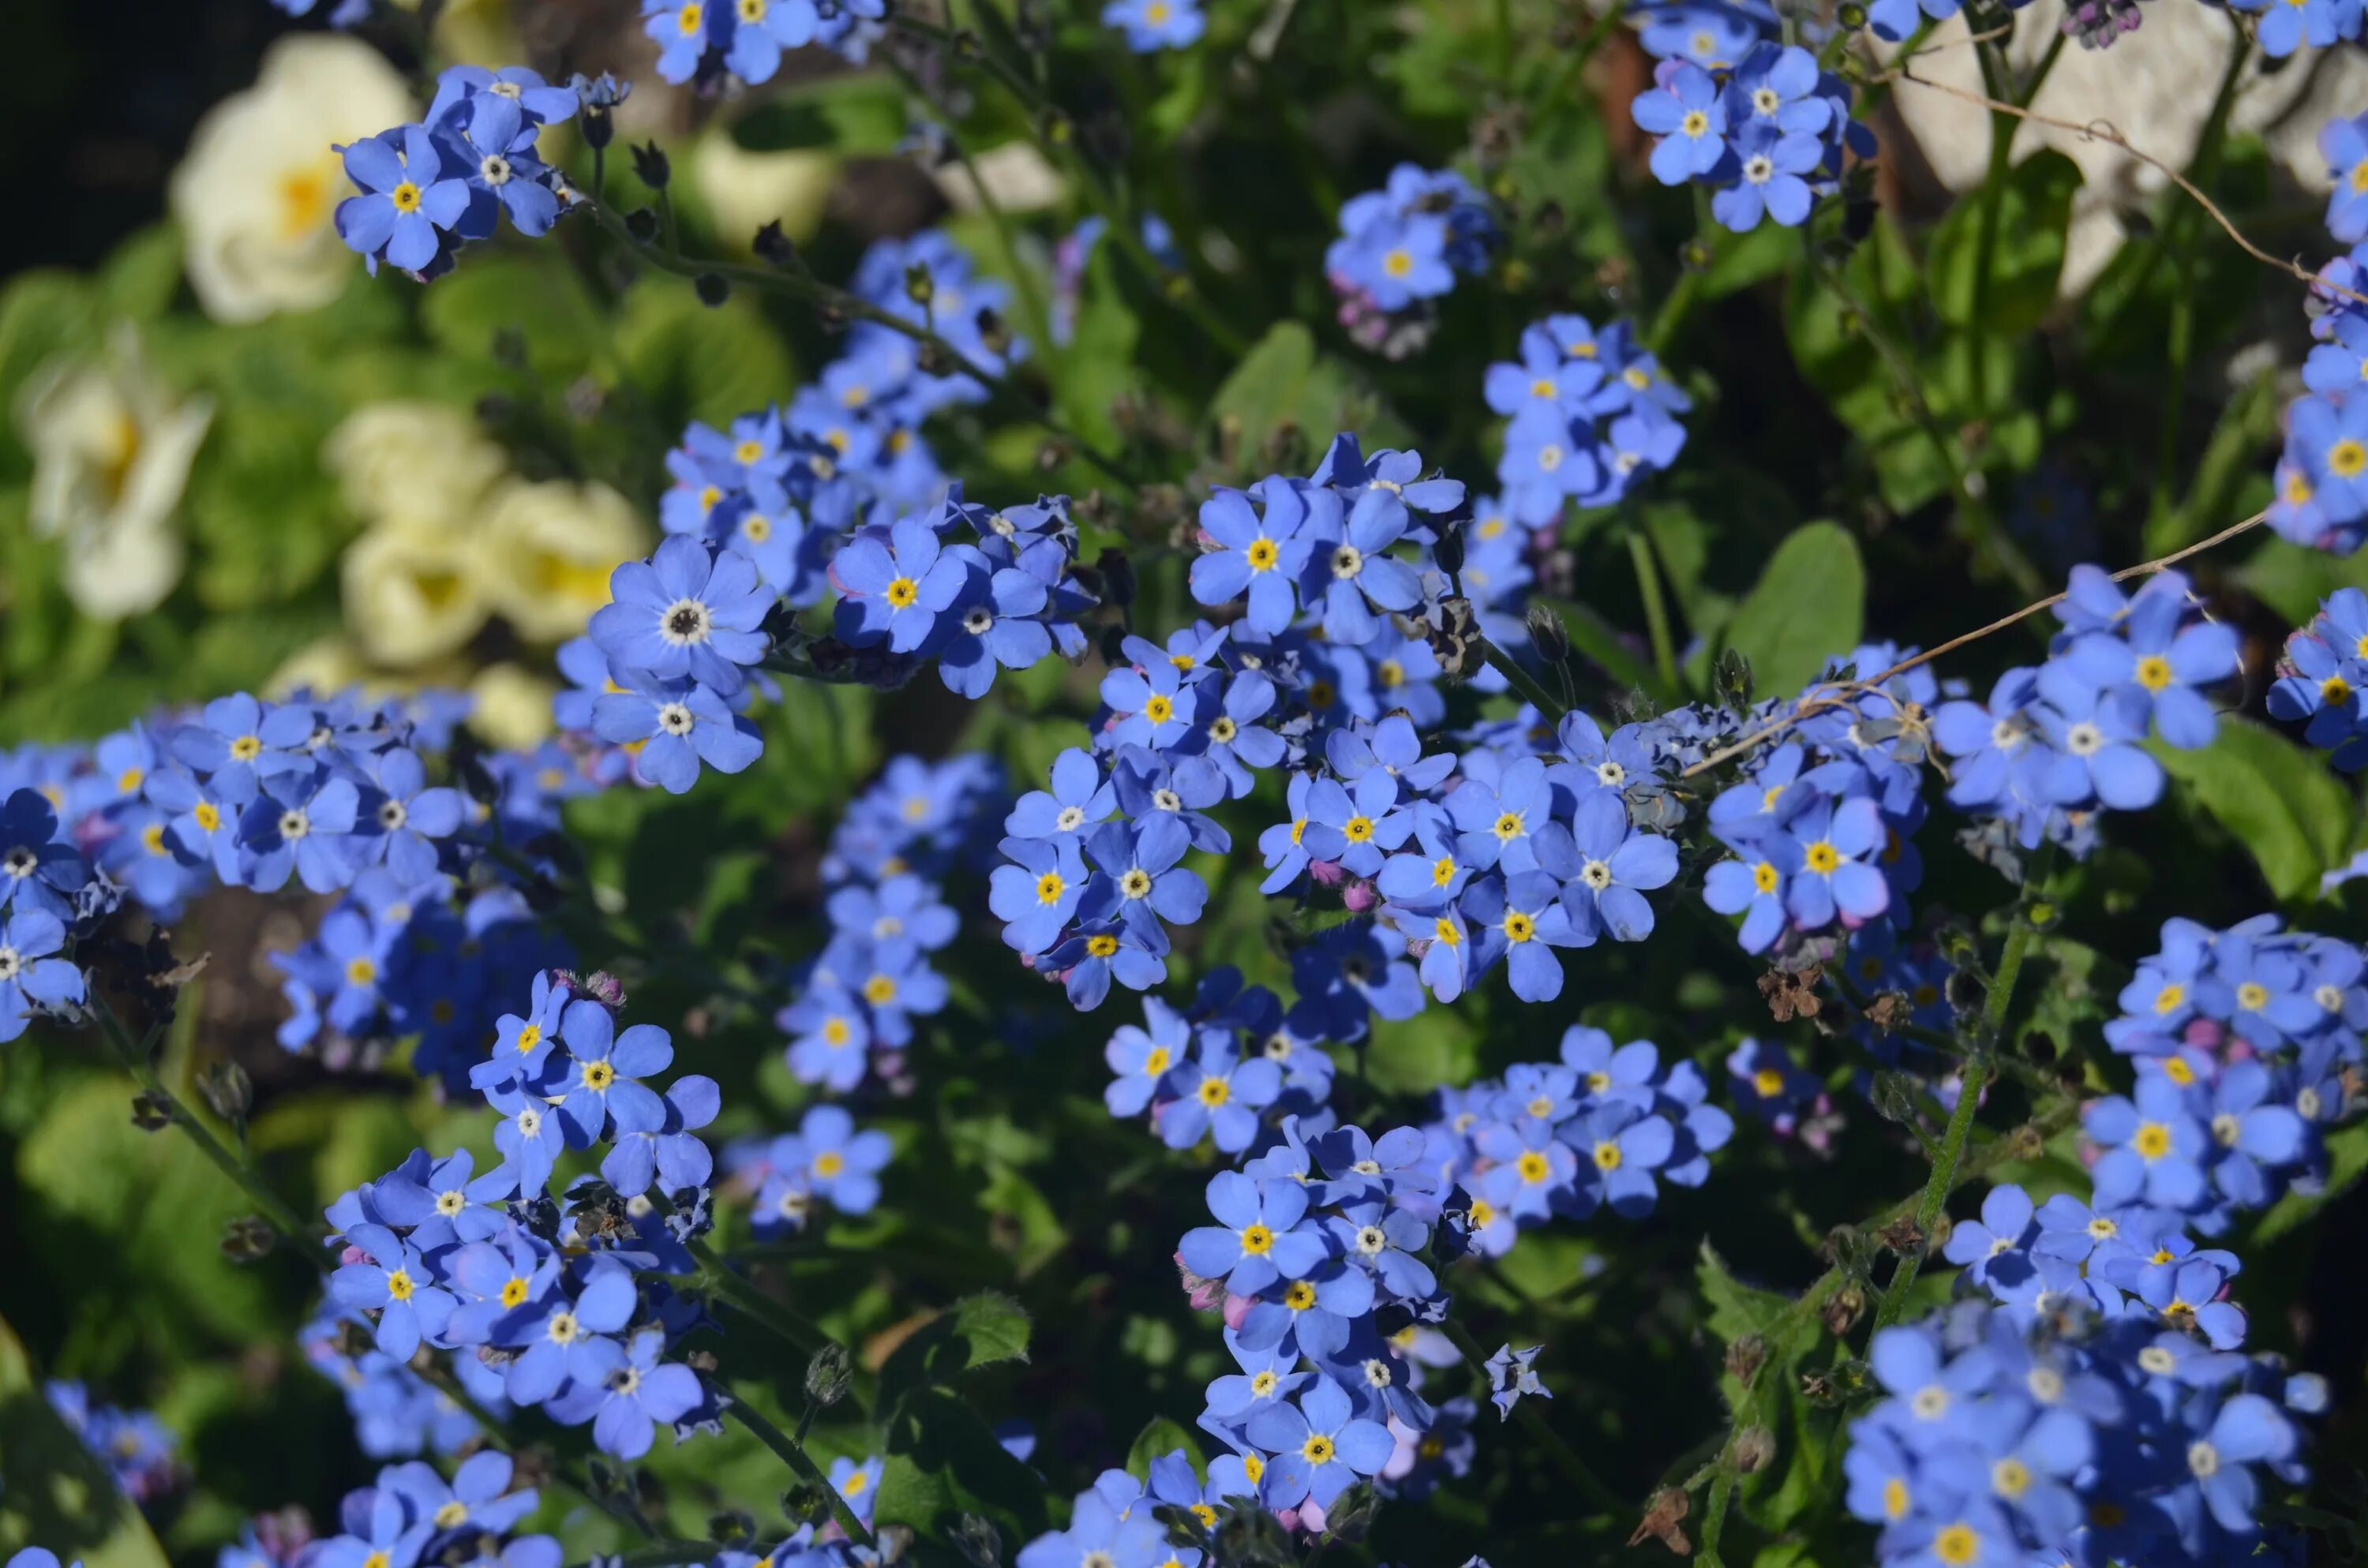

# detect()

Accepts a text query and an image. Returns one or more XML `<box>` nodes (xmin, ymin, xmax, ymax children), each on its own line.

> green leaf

<box><xmin>1207</xmin><ymin>323</ymin><xmax>1362</xmax><ymax>459</ymax></box>
<box><xmin>1126</xmin><ymin>1417</ymin><xmax>1204</xmax><ymax>1484</ymax></box>
<box><xmin>1928</xmin><ymin>152</ymin><xmax>2082</xmax><ymax>335</ymax></box>
<box><xmin>615</xmin><ymin>279</ymin><xmax>795</xmax><ymax>428</ymax></box>
<box><xmin>2152</xmin><ymin>717</ymin><xmax>2357</xmax><ymax>902</ymax></box>
<box><xmin>1691</xmin><ymin>522</ymin><xmax>1864</xmax><ymax>697</ymax></box>
<box><xmin>420</xmin><ymin>253</ymin><xmax>606</xmax><ymax>376</ymax></box>
<box><xmin>97</xmin><ymin>223</ymin><xmax>186</xmax><ymax>321</ymax></box>
<box><xmin>878</xmin><ymin>1292</ymin><xmax>1030</xmax><ymax>1413</ymax></box>
<box><xmin>729</xmin><ymin>74</ymin><xmax>906</xmax><ymax>155</ymax></box>
<box><xmin>2254</xmin><ymin>1118</ymin><xmax>2368</xmax><ymax>1245</ymax></box>
<box><xmin>0</xmin><ymin>1312</ymin><xmax>170</xmax><ymax>1568</ymax></box>
<box><xmin>874</xmin><ymin>1385</ymin><xmax>1049</xmax><ymax>1542</ymax></box>
<box><xmin>1055</xmin><ymin>244</ymin><xmax>1141</xmax><ymax>453</ymax></box>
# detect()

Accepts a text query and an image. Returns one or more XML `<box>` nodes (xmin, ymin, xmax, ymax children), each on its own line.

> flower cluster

<box><xmin>1326</xmin><ymin>167</ymin><xmax>1497</xmax><ymax>354</ymax></box>
<box><xmin>1488</xmin><ymin>312</ymin><xmax>1691</xmax><ymax>526</ymax></box>
<box><xmin>1421</xmin><ymin>1026</ymin><xmax>1732</xmax><ymax>1252</ymax></box>
<box><xmin>1629</xmin><ymin>44</ymin><xmax>1872</xmax><ymax>233</ymax></box>
<box><xmin>2078</xmin><ymin>915</ymin><xmax>2357</xmax><ymax>1233</ymax></box>
<box><xmin>321</xmin><ymin>973</ymin><xmax>722</xmax><ymax>1458</ymax></box>
<box><xmin>773</xmin><ymin>754</ymin><xmax>1001</xmax><ymax>1091</ymax></box>
<box><xmin>47</xmin><ymin>1379</ymin><xmax>183</xmax><ymax>1503</ymax></box>
<box><xmin>1849</xmin><ymin>1179</ymin><xmax>2322</xmax><ymax>1567</ymax></box>
<box><xmin>334</xmin><ymin>66</ymin><xmax>578</xmax><ymax>280</ymax></box>
<box><xmin>2268</xmin><ymin>116</ymin><xmax>2368</xmax><ymax>552</ymax></box>
<box><xmin>726</xmin><ymin>1103</ymin><xmax>896</xmax><ymax>1239</ymax></box>
<box><xmin>1178</xmin><ymin>1119</ymin><xmax>1458</xmax><ymax>1525</ymax></box>
<box><xmin>1928</xmin><ymin>566</ymin><xmax>2239</xmax><ymax>855</ymax></box>
<box><xmin>2269</xmin><ymin>586</ymin><xmax>2368</xmax><ymax>765</ymax></box>
<box><xmin>1016</xmin><ymin>1446</ymin><xmax>1257</xmax><ymax>1566</ymax></box>
<box><xmin>2227</xmin><ymin>0</ymin><xmax>2364</xmax><ymax>58</ymax></box>
<box><xmin>643</xmin><ymin>0</ymin><xmax>888</xmax><ymax>84</ymax></box>
<box><xmin>305</xmin><ymin>1454</ymin><xmax>560</xmax><ymax>1568</ymax></box>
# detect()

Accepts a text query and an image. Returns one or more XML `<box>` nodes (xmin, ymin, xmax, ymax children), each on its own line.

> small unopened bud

<box><xmin>625</xmin><ymin>208</ymin><xmax>660</xmax><ymax>242</ymax></box>
<box><xmin>976</xmin><ymin>306</ymin><xmax>1011</xmax><ymax>357</ymax></box>
<box><xmin>805</xmin><ymin>1343</ymin><xmax>854</xmax><ymax>1409</ymax></box>
<box><xmin>130</xmin><ymin>1092</ymin><xmax>173</xmax><ymax>1132</ymax></box>
<box><xmin>1734</xmin><ymin>1426</ymin><xmax>1776</xmax><ymax>1474</ymax></box>
<box><xmin>1724</xmin><ymin>1334</ymin><xmax>1767</xmax><ymax>1387</ymax></box>
<box><xmin>951</xmin><ymin>1514</ymin><xmax>1002</xmax><ymax>1568</ymax></box>
<box><xmin>198</xmin><ymin>1060</ymin><xmax>253</xmax><ymax>1123</ymax></box>
<box><xmin>904</xmin><ymin>263</ymin><xmax>935</xmax><ymax>306</ymax></box>
<box><xmin>631</xmin><ymin>141</ymin><xmax>671</xmax><ymax>190</ymax></box>
<box><xmin>221</xmin><ymin>1215</ymin><xmax>276</xmax><ymax>1262</ymax></box>
<box><xmin>708</xmin><ymin>1511</ymin><xmax>755</xmax><ymax>1544</ymax></box>
<box><xmin>1433</xmin><ymin>516</ymin><xmax>1467</xmax><ymax>578</ymax></box>
<box><xmin>694</xmin><ymin>273</ymin><xmax>730</xmax><ymax>308</ymax></box>
<box><xmin>1819</xmin><ymin>1285</ymin><xmax>1865</xmax><ymax>1338</ymax></box>
<box><xmin>779</xmin><ymin>1480</ymin><xmax>827</xmax><ymax>1524</ymax></box>
<box><xmin>1524</xmin><ymin>602</ymin><xmax>1570</xmax><ymax>665</ymax></box>
<box><xmin>753</xmin><ymin>220</ymin><xmax>798</xmax><ymax>268</ymax></box>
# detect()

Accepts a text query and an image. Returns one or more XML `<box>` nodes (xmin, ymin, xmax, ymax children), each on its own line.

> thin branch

<box><xmin>1677</xmin><ymin>508</ymin><xmax>2268</xmax><ymax>780</ymax></box>
<box><xmin>1883</xmin><ymin>65</ymin><xmax>2368</xmax><ymax>311</ymax></box>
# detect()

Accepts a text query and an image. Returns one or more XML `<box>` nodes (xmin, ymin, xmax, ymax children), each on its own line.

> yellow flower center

<box><xmin>346</xmin><ymin>956</ymin><xmax>379</xmax><ymax>986</ymax></box>
<box><xmin>1504</xmin><ymin>911</ymin><xmax>1534</xmax><ymax>943</ymax></box>
<box><xmin>1752</xmin><ymin>860</ymin><xmax>1780</xmax><ymax>893</ymax></box>
<box><xmin>2332</xmin><ymin>438</ymin><xmax>2368</xmax><ymax>478</ymax></box>
<box><xmin>1804</xmin><ymin>840</ymin><xmax>1840</xmax><ymax>874</ymax></box>
<box><xmin>2133</xmin><ymin>1121</ymin><xmax>2172</xmax><ymax>1160</ymax></box>
<box><xmin>1086</xmin><ymin>934</ymin><xmax>1120</xmax><ymax>957</ymax></box>
<box><xmin>193</xmin><ymin>801</ymin><xmax>221</xmax><ymax>832</ymax></box>
<box><xmin>864</xmin><ymin>973</ymin><xmax>898</xmax><ymax>1005</ymax></box>
<box><xmin>385</xmin><ymin>1269</ymin><xmax>415</xmax><ymax>1302</ymax></box>
<box><xmin>1383</xmin><ymin>249</ymin><xmax>1414</xmax><ymax>279</ymax></box>
<box><xmin>815</xmin><ymin>1150</ymin><xmax>846</xmax><ymax>1178</ymax></box>
<box><xmin>1752</xmin><ymin>1067</ymin><xmax>1785</xmax><ymax>1097</ymax></box>
<box><xmin>2135</xmin><ymin>655</ymin><xmax>2173</xmax><ymax>692</ymax></box>
<box><xmin>1246</xmin><ymin>538</ymin><xmax>1280</xmax><ymax>571</ymax></box>
<box><xmin>1198</xmin><ymin>1076</ymin><xmax>1231</xmax><ymax>1107</ymax></box>
<box><xmin>1302</xmin><ymin>1434</ymin><xmax>1336</xmax><ymax>1465</ymax></box>
<box><xmin>886</xmin><ymin>577</ymin><xmax>920</xmax><ymax>608</ymax></box>
<box><xmin>1516</xmin><ymin>1150</ymin><xmax>1550</xmax><ymax>1184</ymax></box>
<box><xmin>1239</xmin><ymin>1223</ymin><xmax>1273</xmax><ymax>1255</ymax></box>
<box><xmin>1145</xmin><ymin>694</ymin><xmax>1175</xmax><ymax>724</ymax></box>
<box><xmin>1934</xmin><ymin>1524</ymin><xmax>1979</xmax><ymax>1566</ymax></box>
<box><xmin>1036</xmin><ymin>870</ymin><xmax>1066</xmax><ymax>904</ymax></box>
<box><xmin>1283</xmin><ymin>1279</ymin><xmax>1317</xmax><ymax>1310</ymax></box>
<box><xmin>390</xmin><ymin>181</ymin><xmax>422</xmax><ymax>215</ymax></box>
<box><xmin>500</xmin><ymin>1276</ymin><xmax>530</xmax><ymax>1308</ymax></box>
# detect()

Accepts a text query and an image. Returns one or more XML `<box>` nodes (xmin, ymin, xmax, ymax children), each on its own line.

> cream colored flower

<box><xmin>15</xmin><ymin>326</ymin><xmax>212</xmax><ymax>621</ymax></box>
<box><xmin>694</xmin><ymin>133</ymin><xmax>837</xmax><ymax>255</ymax></box>
<box><xmin>343</xmin><ymin>521</ymin><xmax>489</xmax><ymax>667</ymax></box>
<box><xmin>266</xmin><ymin>636</ymin><xmax>374</xmax><ymax>701</ymax></box>
<box><xmin>169</xmin><ymin>35</ymin><xmax>415</xmax><ymax>324</ymax></box>
<box><xmin>322</xmin><ymin>402</ymin><xmax>507</xmax><ymax>533</ymax></box>
<box><xmin>469</xmin><ymin>662</ymin><xmax>558</xmax><ymax>750</ymax></box>
<box><xmin>475</xmin><ymin>477</ymin><xmax>650</xmax><ymax>642</ymax></box>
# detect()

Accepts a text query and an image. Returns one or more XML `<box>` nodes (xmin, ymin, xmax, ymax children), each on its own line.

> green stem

<box><xmin>1870</xmin><ymin>847</ymin><xmax>2054</xmax><ymax>1336</ymax></box>
<box><xmin>724</xmin><ymin>1395</ymin><xmax>879</xmax><ymax>1547</ymax></box>
<box><xmin>582</xmin><ymin>201</ymin><xmax>1138</xmax><ymax>488</ymax></box>
<box><xmin>887</xmin><ymin>58</ymin><xmax>1055</xmax><ymax>353</ymax></box>
<box><xmin>1647</xmin><ymin>262</ymin><xmax>1703</xmax><ymax>357</ymax></box>
<box><xmin>1625</xmin><ymin>526</ymin><xmax>1681</xmax><ymax>693</ymax></box>
<box><xmin>93</xmin><ymin>1001</ymin><xmax>321</xmax><ymax>1263</ymax></box>
<box><xmin>1477</xmin><ymin>634</ymin><xmax>1568</xmax><ymax>719</ymax></box>
<box><xmin>1439</xmin><ymin>1319</ymin><xmax>1626</xmax><ymax>1515</ymax></box>
<box><xmin>688</xmin><ymin>1239</ymin><xmax>831</xmax><ymax>1357</ymax></box>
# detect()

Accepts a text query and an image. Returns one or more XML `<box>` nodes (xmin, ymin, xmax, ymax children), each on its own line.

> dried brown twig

<box><xmin>1676</xmin><ymin>510</ymin><xmax>2269</xmax><ymax>779</ymax></box>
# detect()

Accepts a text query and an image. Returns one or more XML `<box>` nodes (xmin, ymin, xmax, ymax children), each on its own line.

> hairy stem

<box><xmin>723</xmin><ymin>1394</ymin><xmax>879</xmax><ymax>1547</ymax></box>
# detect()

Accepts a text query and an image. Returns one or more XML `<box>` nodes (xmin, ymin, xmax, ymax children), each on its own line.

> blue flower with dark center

<box><xmin>335</xmin><ymin>126</ymin><xmax>474</xmax><ymax>275</ymax></box>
